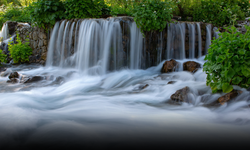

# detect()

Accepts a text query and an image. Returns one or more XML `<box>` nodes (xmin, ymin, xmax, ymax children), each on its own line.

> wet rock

<box><xmin>217</xmin><ymin>90</ymin><xmax>243</xmax><ymax>105</ymax></box>
<box><xmin>138</xmin><ymin>84</ymin><xmax>149</xmax><ymax>90</ymax></box>
<box><xmin>183</xmin><ymin>61</ymin><xmax>201</xmax><ymax>73</ymax></box>
<box><xmin>53</xmin><ymin>76</ymin><xmax>64</xmax><ymax>84</ymax></box>
<box><xmin>24</xmin><ymin>76</ymin><xmax>44</xmax><ymax>83</ymax></box>
<box><xmin>1</xmin><ymin>69</ymin><xmax>11</xmax><ymax>77</ymax></box>
<box><xmin>161</xmin><ymin>59</ymin><xmax>179</xmax><ymax>73</ymax></box>
<box><xmin>7</xmin><ymin>78</ymin><xmax>19</xmax><ymax>84</ymax></box>
<box><xmin>0</xmin><ymin>67</ymin><xmax>6</xmax><ymax>73</ymax></box>
<box><xmin>8</xmin><ymin>71</ymin><xmax>19</xmax><ymax>79</ymax></box>
<box><xmin>167</xmin><ymin>81</ymin><xmax>176</xmax><ymax>84</ymax></box>
<box><xmin>170</xmin><ymin>86</ymin><xmax>190</xmax><ymax>102</ymax></box>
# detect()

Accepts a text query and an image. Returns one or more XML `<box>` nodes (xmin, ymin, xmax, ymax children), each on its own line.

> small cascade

<box><xmin>196</xmin><ymin>23</ymin><xmax>202</xmax><ymax>58</ymax></box>
<box><xmin>188</xmin><ymin>23</ymin><xmax>195</xmax><ymax>59</ymax></box>
<box><xmin>0</xmin><ymin>23</ymin><xmax>9</xmax><ymax>42</ymax></box>
<box><xmin>46</xmin><ymin>17</ymin><xmax>211</xmax><ymax>74</ymax></box>
<box><xmin>129</xmin><ymin>22</ymin><xmax>143</xmax><ymax>69</ymax></box>
<box><xmin>205</xmin><ymin>24</ymin><xmax>212</xmax><ymax>54</ymax></box>
<box><xmin>213</xmin><ymin>27</ymin><xmax>220</xmax><ymax>39</ymax></box>
<box><xmin>166</xmin><ymin>23</ymin><xmax>185</xmax><ymax>60</ymax></box>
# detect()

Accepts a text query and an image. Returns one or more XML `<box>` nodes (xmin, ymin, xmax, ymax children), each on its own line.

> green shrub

<box><xmin>29</xmin><ymin>0</ymin><xmax>65</xmax><ymax>29</ymax></box>
<box><xmin>192</xmin><ymin>0</ymin><xmax>246</xmax><ymax>27</ymax></box>
<box><xmin>64</xmin><ymin>0</ymin><xmax>107</xmax><ymax>19</ymax></box>
<box><xmin>132</xmin><ymin>0</ymin><xmax>175</xmax><ymax>33</ymax></box>
<box><xmin>0</xmin><ymin>3</ymin><xmax>32</xmax><ymax>28</ymax></box>
<box><xmin>0</xmin><ymin>49</ymin><xmax>7</xmax><ymax>64</ymax></box>
<box><xmin>203</xmin><ymin>25</ymin><xmax>250</xmax><ymax>93</ymax></box>
<box><xmin>8</xmin><ymin>33</ymin><xmax>32</xmax><ymax>63</ymax></box>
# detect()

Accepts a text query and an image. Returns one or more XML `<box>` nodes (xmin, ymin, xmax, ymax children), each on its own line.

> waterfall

<box><xmin>129</xmin><ymin>21</ymin><xmax>143</xmax><ymax>69</ymax></box>
<box><xmin>166</xmin><ymin>23</ymin><xmax>185</xmax><ymax>60</ymax></box>
<box><xmin>188</xmin><ymin>23</ymin><xmax>195</xmax><ymax>59</ymax></box>
<box><xmin>0</xmin><ymin>23</ymin><xmax>9</xmax><ymax>42</ymax></box>
<box><xmin>196</xmin><ymin>23</ymin><xmax>202</xmax><ymax>58</ymax></box>
<box><xmin>205</xmin><ymin>24</ymin><xmax>212</xmax><ymax>54</ymax></box>
<box><xmin>46</xmin><ymin>18</ymin><xmax>211</xmax><ymax>74</ymax></box>
<box><xmin>213</xmin><ymin>27</ymin><xmax>220</xmax><ymax>39</ymax></box>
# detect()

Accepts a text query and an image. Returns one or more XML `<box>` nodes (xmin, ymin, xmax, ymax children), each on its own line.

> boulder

<box><xmin>7</xmin><ymin>78</ymin><xmax>19</xmax><ymax>84</ymax></box>
<box><xmin>24</xmin><ymin>76</ymin><xmax>44</xmax><ymax>83</ymax></box>
<box><xmin>217</xmin><ymin>90</ymin><xmax>243</xmax><ymax>105</ymax></box>
<box><xmin>8</xmin><ymin>72</ymin><xmax>19</xmax><ymax>79</ymax></box>
<box><xmin>161</xmin><ymin>59</ymin><xmax>179</xmax><ymax>73</ymax></box>
<box><xmin>170</xmin><ymin>86</ymin><xmax>190</xmax><ymax>102</ymax></box>
<box><xmin>183</xmin><ymin>61</ymin><xmax>201</xmax><ymax>73</ymax></box>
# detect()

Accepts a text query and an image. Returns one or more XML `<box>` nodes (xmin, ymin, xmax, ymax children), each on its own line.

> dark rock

<box><xmin>0</xmin><ymin>67</ymin><xmax>6</xmax><ymax>73</ymax></box>
<box><xmin>8</xmin><ymin>72</ymin><xmax>19</xmax><ymax>79</ymax></box>
<box><xmin>138</xmin><ymin>84</ymin><xmax>149</xmax><ymax>90</ymax></box>
<box><xmin>161</xmin><ymin>59</ymin><xmax>179</xmax><ymax>73</ymax></box>
<box><xmin>183</xmin><ymin>61</ymin><xmax>201</xmax><ymax>73</ymax></box>
<box><xmin>217</xmin><ymin>90</ymin><xmax>243</xmax><ymax>105</ymax></box>
<box><xmin>7</xmin><ymin>78</ymin><xmax>19</xmax><ymax>84</ymax></box>
<box><xmin>167</xmin><ymin>81</ymin><xmax>176</xmax><ymax>84</ymax></box>
<box><xmin>53</xmin><ymin>76</ymin><xmax>64</xmax><ymax>84</ymax></box>
<box><xmin>24</xmin><ymin>76</ymin><xmax>44</xmax><ymax>83</ymax></box>
<box><xmin>170</xmin><ymin>86</ymin><xmax>190</xmax><ymax>102</ymax></box>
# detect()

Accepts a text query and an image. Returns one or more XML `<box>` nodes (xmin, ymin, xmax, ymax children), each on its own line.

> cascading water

<box><xmin>1</xmin><ymin>18</ymin><xmax>248</xmax><ymax>149</ymax></box>
<box><xmin>196</xmin><ymin>23</ymin><xmax>202</xmax><ymax>58</ymax></box>
<box><xmin>188</xmin><ymin>23</ymin><xmax>195</xmax><ymax>59</ymax></box>
<box><xmin>0</xmin><ymin>23</ymin><xmax>9</xmax><ymax>42</ymax></box>
<box><xmin>166</xmin><ymin>23</ymin><xmax>186</xmax><ymax>60</ymax></box>
<box><xmin>213</xmin><ymin>27</ymin><xmax>220</xmax><ymax>39</ymax></box>
<box><xmin>205</xmin><ymin>24</ymin><xmax>212</xmax><ymax>54</ymax></box>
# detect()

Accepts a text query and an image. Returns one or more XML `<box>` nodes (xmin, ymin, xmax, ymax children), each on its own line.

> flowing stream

<box><xmin>0</xmin><ymin>19</ymin><xmax>250</xmax><ymax>149</ymax></box>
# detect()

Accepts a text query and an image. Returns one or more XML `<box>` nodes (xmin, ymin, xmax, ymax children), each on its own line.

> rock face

<box><xmin>183</xmin><ymin>61</ymin><xmax>201</xmax><ymax>73</ymax></box>
<box><xmin>17</xmin><ymin>25</ymin><xmax>48</xmax><ymax>65</ymax></box>
<box><xmin>7</xmin><ymin>78</ymin><xmax>19</xmax><ymax>83</ymax></box>
<box><xmin>171</xmin><ymin>86</ymin><xmax>190</xmax><ymax>102</ymax></box>
<box><xmin>217</xmin><ymin>90</ymin><xmax>242</xmax><ymax>105</ymax></box>
<box><xmin>161</xmin><ymin>59</ymin><xmax>179</xmax><ymax>73</ymax></box>
<box><xmin>8</xmin><ymin>72</ymin><xmax>19</xmax><ymax>79</ymax></box>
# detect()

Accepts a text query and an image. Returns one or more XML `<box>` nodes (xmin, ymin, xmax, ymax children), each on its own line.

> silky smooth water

<box><xmin>0</xmin><ymin>58</ymin><xmax>250</xmax><ymax>149</ymax></box>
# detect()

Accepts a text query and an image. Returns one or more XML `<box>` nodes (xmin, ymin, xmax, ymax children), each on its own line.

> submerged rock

<box><xmin>161</xmin><ymin>59</ymin><xmax>179</xmax><ymax>73</ymax></box>
<box><xmin>167</xmin><ymin>81</ymin><xmax>176</xmax><ymax>84</ymax></box>
<box><xmin>171</xmin><ymin>86</ymin><xmax>190</xmax><ymax>102</ymax></box>
<box><xmin>217</xmin><ymin>90</ymin><xmax>243</xmax><ymax>105</ymax></box>
<box><xmin>24</xmin><ymin>76</ymin><xmax>45</xmax><ymax>83</ymax></box>
<box><xmin>138</xmin><ymin>84</ymin><xmax>149</xmax><ymax>90</ymax></box>
<box><xmin>183</xmin><ymin>61</ymin><xmax>201</xmax><ymax>73</ymax></box>
<box><xmin>8</xmin><ymin>71</ymin><xmax>19</xmax><ymax>79</ymax></box>
<box><xmin>7</xmin><ymin>78</ymin><xmax>19</xmax><ymax>84</ymax></box>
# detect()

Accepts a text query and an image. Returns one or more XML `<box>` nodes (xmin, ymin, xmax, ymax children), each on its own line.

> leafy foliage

<box><xmin>29</xmin><ymin>0</ymin><xmax>65</xmax><ymax>29</ymax></box>
<box><xmin>0</xmin><ymin>49</ymin><xmax>6</xmax><ymax>63</ymax></box>
<box><xmin>132</xmin><ymin>0</ymin><xmax>175</xmax><ymax>33</ymax></box>
<box><xmin>0</xmin><ymin>3</ymin><xmax>31</xmax><ymax>28</ymax></box>
<box><xmin>64</xmin><ymin>0</ymin><xmax>109</xmax><ymax>19</ymax></box>
<box><xmin>8</xmin><ymin>33</ymin><xmax>32</xmax><ymax>63</ymax></box>
<box><xmin>192</xmin><ymin>0</ymin><xmax>246</xmax><ymax>27</ymax></box>
<box><xmin>203</xmin><ymin>25</ymin><xmax>250</xmax><ymax>93</ymax></box>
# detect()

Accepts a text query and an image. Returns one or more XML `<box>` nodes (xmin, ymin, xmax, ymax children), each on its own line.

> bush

<box><xmin>132</xmin><ymin>0</ymin><xmax>175</xmax><ymax>33</ymax></box>
<box><xmin>64</xmin><ymin>0</ymin><xmax>108</xmax><ymax>19</ymax></box>
<box><xmin>192</xmin><ymin>0</ymin><xmax>246</xmax><ymax>27</ymax></box>
<box><xmin>0</xmin><ymin>49</ymin><xmax>6</xmax><ymax>64</ymax></box>
<box><xmin>0</xmin><ymin>3</ymin><xmax>32</xmax><ymax>29</ymax></box>
<box><xmin>203</xmin><ymin>25</ymin><xmax>250</xmax><ymax>93</ymax></box>
<box><xmin>29</xmin><ymin>0</ymin><xmax>65</xmax><ymax>29</ymax></box>
<box><xmin>8</xmin><ymin>33</ymin><xmax>32</xmax><ymax>63</ymax></box>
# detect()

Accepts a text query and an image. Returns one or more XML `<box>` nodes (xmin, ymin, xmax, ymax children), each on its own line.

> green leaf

<box><xmin>222</xmin><ymin>83</ymin><xmax>233</xmax><ymax>93</ymax></box>
<box><xmin>232</xmin><ymin>76</ymin><xmax>242</xmax><ymax>85</ymax></box>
